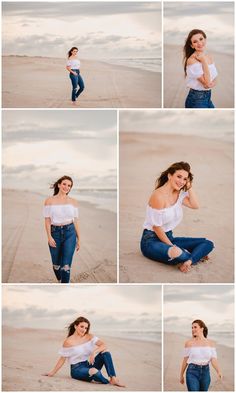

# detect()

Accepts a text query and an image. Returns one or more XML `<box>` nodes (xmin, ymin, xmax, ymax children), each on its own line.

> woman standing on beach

<box><xmin>44</xmin><ymin>316</ymin><xmax>125</xmax><ymax>387</ymax></box>
<box><xmin>183</xmin><ymin>29</ymin><xmax>218</xmax><ymax>108</ymax></box>
<box><xmin>44</xmin><ymin>175</ymin><xmax>80</xmax><ymax>283</ymax></box>
<box><xmin>66</xmin><ymin>47</ymin><xmax>85</xmax><ymax>105</ymax></box>
<box><xmin>140</xmin><ymin>162</ymin><xmax>214</xmax><ymax>272</ymax></box>
<box><xmin>180</xmin><ymin>319</ymin><xmax>223</xmax><ymax>391</ymax></box>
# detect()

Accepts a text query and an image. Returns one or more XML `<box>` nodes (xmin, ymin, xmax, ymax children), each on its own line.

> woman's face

<box><xmin>168</xmin><ymin>170</ymin><xmax>189</xmax><ymax>191</ymax></box>
<box><xmin>190</xmin><ymin>33</ymin><xmax>206</xmax><ymax>52</ymax></box>
<box><xmin>192</xmin><ymin>323</ymin><xmax>203</xmax><ymax>338</ymax></box>
<box><xmin>72</xmin><ymin>49</ymin><xmax>78</xmax><ymax>56</ymax></box>
<box><xmin>75</xmin><ymin>322</ymin><xmax>89</xmax><ymax>336</ymax></box>
<box><xmin>58</xmin><ymin>179</ymin><xmax>72</xmax><ymax>195</ymax></box>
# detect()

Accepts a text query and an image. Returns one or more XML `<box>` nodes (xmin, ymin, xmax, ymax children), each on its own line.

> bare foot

<box><xmin>110</xmin><ymin>377</ymin><xmax>126</xmax><ymax>387</ymax></box>
<box><xmin>179</xmin><ymin>260</ymin><xmax>192</xmax><ymax>273</ymax></box>
<box><xmin>72</xmin><ymin>101</ymin><xmax>76</xmax><ymax>106</ymax></box>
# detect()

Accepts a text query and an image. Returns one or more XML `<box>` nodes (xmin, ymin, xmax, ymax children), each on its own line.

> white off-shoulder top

<box><xmin>67</xmin><ymin>58</ymin><xmax>80</xmax><ymax>69</ymax></box>
<box><xmin>183</xmin><ymin>346</ymin><xmax>217</xmax><ymax>365</ymax></box>
<box><xmin>59</xmin><ymin>336</ymin><xmax>99</xmax><ymax>364</ymax></box>
<box><xmin>186</xmin><ymin>62</ymin><xmax>218</xmax><ymax>91</ymax></box>
<box><xmin>43</xmin><ymin>204</ymin><xmax>79</xmax><ymax>225</ymax></box>
<box><xmin>143</xmin><ymin>191</ymin><xmax>188</xmax><ymax>232</ymax></box>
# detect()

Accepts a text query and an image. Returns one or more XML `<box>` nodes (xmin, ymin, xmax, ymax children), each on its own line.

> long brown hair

<box><xmin>183</xmin><ymin>29</ymin><xmax>207</xmax><ymax>76</ymax></box>
<box><xmin>192</xmin><ymin>319</ymin><xmax>208</xmax><ymax>338</ymax></box>
<box><xmin>67</xmin><ymin>316</ymin><xmax>90</xmax><ymax>337</ymax></box>
<box><xmin>155</xmin><ymin>162</ymin><xmax>193</xmax><ymax>191</ymax></box>
<box><xmin>68</xmin><ymin>46</ymin><xmax>78</xmax><ymax>58</ymax></box>
<box><xmin>50</xmin><ymin>175</ymin><xmax>73</xmax><ymax>196</ymax></box>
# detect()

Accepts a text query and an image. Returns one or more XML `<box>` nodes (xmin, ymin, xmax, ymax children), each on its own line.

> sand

<box><xmin>2</xmin><ymin>189</ymin><xmax>117</xmax><ymax>283</ymax></box>
<box><xmin>164</xmin><ymin>332</ymin><xmax>234</xmax><ymax>391</ymax></box>
<box><xmin>164</xmin><ymin>45</ymin><xmax>234</xmax><ymax>108</ymax></box>
<box><xmin>2</xmin><ymin>56</ymin><xmax>161</xmax><ymax>108</ymax></box>
<box><xmin>119</xmin><ymin>132</ymin><xmax>234</xmax><ymax>283</ymax></box>
<box><xmin>2</xmin><ymin>326</ymin><xmax>161</xmax><ymax>391</ymax></box>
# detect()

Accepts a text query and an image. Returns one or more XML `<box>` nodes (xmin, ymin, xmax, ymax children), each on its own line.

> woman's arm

<box><xmin>182</xmin><ymin>188</ymin><xmax>199</xmax><ymax>209</ymax></box>
<box><xmin>194</xmin><ymin>53</ymin><xmax>211</xmax><ymax>86</ymax></box>
<box><xmin>44</xmin><ymin>217</ymin><xmax>56</xmax><ymax>248</ymax></box>
<box><xmin>43</xmin><ymin>357</ymin><xmax>66</xmax><ymax>377</ymax></box>
<box><xmin>153</xmin><ymin>226</ymin><xmax>173</xmax><ymax>245</ymax></box>
<box><xmin>88</xmin><ymin>340</ymin><xmax>107</xmax><ymax>365</ymax></box>
<box><xmin>211</xmin><ymin>358</ymin><xmax>223</xmax><ymax>379</ymax></box>
<box><xmin>180</xmin><ymin>357</ymin><xmax>188</xmax><ymax>384</ymax></box>
<box><xmin>73</xmin><ymin>218</ymin><xmax>80</xmax><ymax>251</ymax></box>
<box><xmin>66</xmin><ymin>66</ymin><xmax>77</xmax><ymax>75</ymax></box>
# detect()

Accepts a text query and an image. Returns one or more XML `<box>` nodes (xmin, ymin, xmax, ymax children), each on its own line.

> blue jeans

<box><xmin>70</xmin><ymin>352</ymin><xmax>116</xmax><ymax>384</ymax></box>
<box><xmin>49</xmin><ymin>223</ymin><xmax>77</xmax><ymax>283</ymax></box>
<box><xmin>140</xmin><ymin>229</ymin><xmax>214</xmax><ymax>265</ymax></box>
<box><xmin>186</xmin><ymin>364</ymin><xmax>211</xmax><ymax>391</ymax></box>
<box><xmin>69</xmin><ymin>69</ymin><xmax>85</xmax><ymax>101</ymax></box>
<box><xmin>185</xmin><ymin>89</ymin><xmax>215</xmax><ymax>108</ymax></box>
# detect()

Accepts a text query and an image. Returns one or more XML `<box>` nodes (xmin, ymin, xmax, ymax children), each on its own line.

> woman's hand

<box><xmin>186</xmin><ymin>179</ymin><xmax>192</xmax><ymax>191</ymax></box>
<box><xmin>217</xmin><ymin>371</ymin><xmax>223</xmax><ymax>380</ymax></box>
<box><xmin>76</xmin><ymin>240</ymin><xmax>80</xmax><ymax>251</ymax></box>
<box><xmin>88</xmin><ymin>352</ymin><xmax>95</xmax><ymax>365</ymax></box>
<box><xmin>48</xmin><ymin>236</ymin><xmax>56</xmax><ymax>248</ymax></box>
<box><xmin>180</xmin><ymin>375</ymin><xmax>184</xmax><ymax>384</ymax></box>
<box><xmin>42</xmin><ymin>372</ymin><xmax>55</xmax><ymax>377</ymax></box>
<box><xmin>72</xmin><ymin>71</ymin><xmax>77</xmax><ymax>76</ymax></box>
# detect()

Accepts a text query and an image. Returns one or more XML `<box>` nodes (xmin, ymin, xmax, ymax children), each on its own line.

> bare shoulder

<box><xmin>44</xmin><ymin>196</ymin><xmax>54</xmax><ymax>206</ymax></box>
<box><xmin>149</xmin><ymin>189</ymin><xmax>165</xmax><ymax>209</ymax></box>
<box><xmin>207</xmin><ymin>53</ymin><xmax>214</xmax><ymax>63</ymax></box>
<box><xmin>68</xmin><ymin>197</ymin><xmax>79</xmax><ymax>207</ymax></box>
<box><xmin>62</xmin><ymin>337</ymin><xmax>73</xmax><ymax>348</ymax></box>
<box><xmin>87</xmin><ymin>333</ymin><xmax>94</xmax><ymax>340</ymax></box>
<box><xmin>185</xmin><ymin>339</ymin><xmax>193</xmax><ymax>347</ymax></box>
<box><xmin>187</xmin><ymin>56</ymin><xmax>198</xmax><ymax>66</ymax></box>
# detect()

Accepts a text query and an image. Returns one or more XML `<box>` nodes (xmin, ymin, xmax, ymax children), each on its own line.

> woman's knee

<box><xmin>168</xmin><ymin>246</ymin><xmax>182</xmax><ymax>259</ymax></box>
<box><xmin>89</xmin><ymin>368</ymin><xmax>98</xmax><ymax>376</ymax></box>
<box><xmin>205</xmin><ymin>239</ymin><xmax>214</xmax><ymax>252</ymax></box>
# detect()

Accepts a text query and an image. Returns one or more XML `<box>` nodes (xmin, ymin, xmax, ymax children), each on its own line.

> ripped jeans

<box><xmin>69</xmin><ymin>69</ymin><xmax>85</xmax><ymax>101</ymax></box>
<box><xmin>71</xmin><ymin>351</ymin><xmax>116</xmax><ymax>384</ymax></box>
<box><xmin>140</xmin><ymin>229</ymin><xmax>214</xmax><ymax>265</ymax></box>
<box><xmin>49</xmin><ymin>223</ymin><xmax>76</xmax><ymax>283</ymax></box>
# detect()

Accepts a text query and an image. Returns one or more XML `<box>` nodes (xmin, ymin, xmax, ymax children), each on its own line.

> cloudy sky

<box><xmin>164</xmin><ymin>285</ymin><xmax>234</xmax><ymax>336</ymax></box>
<box><xmin>164</xmin><ymin>2</ymin><xmax>234</xmax><ymax>54</ymax></box>
<box><xmin>2</xmin><ymin>2</ymin><xmax>161</xmax><ymax>59</ymax></box>
<box><xmin>2</xmin><ymin>285</ymin><xmax>161</xmax><ymax>334</ymax></box>
<box><xmin>3</xmin><ymin>110</ymin><xmax>117</xmax><ymax>191</ymax></box>
<box><xmin>120</xmin><ymin>110</ymin><xmax>234</xmax><ymax>141</ymax></box>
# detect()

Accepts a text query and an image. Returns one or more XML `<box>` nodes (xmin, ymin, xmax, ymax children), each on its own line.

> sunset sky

<box><xmin>3</xmin><ymin>2</ymin><xmax>161</xmax><ymax>59</ymax></box>
<box><xmin>3</xmin><ymin>110</ymin><xmax>117</xmax><ymax>191</ymax></box>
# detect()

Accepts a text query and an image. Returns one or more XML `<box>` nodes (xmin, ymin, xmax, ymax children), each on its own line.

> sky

<box><xmin>164</xmin><ymin>285</ymin><xmax>234</xmax><ymax>336</ymax></box>
<box><xmin>2</xmin><ymin>285</ymin><xmax>161</xmax><ymax>334</ymax></box>
<box><xmin>2</xmin><ymin>2</ymin><xmax>161</xmax><ymax>59</ymax></box>
<box><xmin>164</xmin><ymin>2</ymin><xmax>234</xmax><ymax>54</ymax></box>
<box><xmin>2</xmin><ymin>110</ymin><xmax>117</xmax><ymax>191</ymax></box>
<box><xmin>120</xmin><ymin>110</ymin><xmax>234</xmax><ymax>141</ymax></box>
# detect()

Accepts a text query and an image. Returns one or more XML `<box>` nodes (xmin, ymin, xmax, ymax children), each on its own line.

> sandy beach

<box><xmin>2</xmin><ymin>326</ymin><xmax>161</xmax><ymax>391</ymax></box>
<box><xmin>2</xmin><ymin>189</ymin><xmax>117</xmax><ymax>283</ymax></box>
<box><xmin>164</xmin><ymin>332</ymin><xmax>234</xmax><ymax>391</ymax></box>
<box><xmin>119</xmin><ymin>132</ymin><xmax>234</xmax><ymax>283</ymax></box>
<box><xmin>2</xmin><ymin>56</ymin><xmax>161</xmax><ymax>108</ymax></box>
<box><xmin>164</xmin><ymin>45</ymin><xmax>234</xmax><ymax>108</ymax></box>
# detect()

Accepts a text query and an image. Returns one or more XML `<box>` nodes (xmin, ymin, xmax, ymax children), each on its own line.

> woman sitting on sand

<box><xmin>180</xmin><ymin>319</ymin><xmax>222</xmax><ymax>391</ymax></box>
<box><xmin>183</xmin><ymin>29</ymin><xmax>217</xmax><ymax>108</ymax></box>
<box><xmin>140</xmin><ymin>162</ymin><xmax>214</xmax><ymax>273</ymax></box>
<box><xmin>44</xmin><ymin>175</ymin><xmax>79</xmax><ymax>283</ymax></box>
<box><xmin>66</xmin><ymin>46</ymin><xmax>85</xmax><ymax>105</ymax></box>
<box><xmin>44</xmin><ymin>316</ymin><xmax>125</xmax><ymax>387</ymax></box>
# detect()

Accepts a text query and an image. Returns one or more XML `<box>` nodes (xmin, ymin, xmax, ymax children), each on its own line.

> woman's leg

<box><xmin>93</xmin><ymin>352</ymin><xmax>116</xmax><ymax>377</ymax></box>
<box><xmin>173</xmin><ymin>237</ymin><xmax>214</xmax><ymax>265</ymax></box>
<box><xmin>69</xmin><ymin>73</ymin><xmax>78</xmax><ymax>102</ymax></box>
<box><xmin>199</xmin><ymin>366</ymin><xmax>211</xmax><ymax>391</ymax></box>
<box><xmin>208</xmin><ymin>92</ymin><xmax>215</xmax><ymax>108</ymax></box>
<box><xmin>186</xmin><ymin>365</ymin><xmax>201</xmax><ymax>391</ymax></box>
<box><xmin>71</xmin><ymin>363</ymin><xmax>93</xmax><ymax>382</ymax></box>
<box><xmin>141</xmin><ymin>231</ymin><xmax>192</xmax><ymax>265</ymax></box>
<box><xmin>76</xmin><ymin>73</ymin><xmax>85</xmax><ymax>98</ymax></box>
<box><xmin>60</xmin><ymin>225</ymin><xmax>77</xmax><ymax>283</ymax></box>
<box><xmin>48</xmin><ymin>229</ymin><xmax>62</xmax><ymax>281</ymax></box>
<box><xmin>185</xmin><ymin>90</ymin><xmax>210</xmax><ymax>108</ymax></box>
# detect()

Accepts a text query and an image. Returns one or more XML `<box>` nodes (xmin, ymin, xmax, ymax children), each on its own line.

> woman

<box><xmin>183</xmin><ymin>29</ymin><xmax>218</xmax><ymax>108</ymax></box>
<box><xmin>44</xmin><ymin>175</ymin><xmax>80</xmax><ymax>283</ymax></box>
<box><xmin>66</xmin><ymin>47</ymin><xmax>85</xmax><ymax>105</ymax></box>
<box><xmin>180</xmin><ymin>319</ymin><xmax>223</xmax><ymax>391</ymax></box>
<box><xmin>140</xmin><ymin>162</ymin><xmax>214</xmax><ymax>273</ymax></box>
<box><xmin>44</xmin><ymin>316</ymin><xmax>125</xmax><ymax>387</ymax></box>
